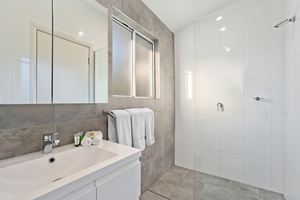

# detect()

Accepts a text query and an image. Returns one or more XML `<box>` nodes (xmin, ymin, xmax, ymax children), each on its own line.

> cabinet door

<box><xmin>96</xmin><ymin>162</ymin><xmax>141</xmax><ymax>200</ymax></box>
<box><xmin>73</xmin><ymin>189</ymin><xmax>97</xmax><ymax>200</ymax></box>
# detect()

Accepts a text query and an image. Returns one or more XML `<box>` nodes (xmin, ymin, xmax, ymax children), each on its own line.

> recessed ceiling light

<box><xmin>220</xmin><ymin>27</ymin><xmax>226</xmax><ymax>32</ymax></box>
<box><xmin>216</xmin><ymin>16</ymin><xmax>223</xmax><ymax>21</ymax></box>
<box><xmin>78</xmin><ymin>31</ymin><xmax>85</xmax><ymax>37</ymax></box>
<box><xmin>224</xmin><ymin>47</ymin><xmax>231</xmax><ymax>52</ymax></box>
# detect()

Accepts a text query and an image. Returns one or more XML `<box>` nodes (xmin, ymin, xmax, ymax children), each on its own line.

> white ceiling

<box><xmin>141</xmin><ymin>0</ymin><xmax>233</xmax><ymax>32</ymax></box>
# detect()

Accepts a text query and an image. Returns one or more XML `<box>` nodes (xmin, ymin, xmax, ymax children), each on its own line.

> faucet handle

<box><xmin>52</xmin><ymin>133</ymin><xmax>60</xmax><ymax>146</ymax></box>
<box><xmin>53</xmin><ymin>139</ymin><xmax>60</xmax><ymax>146</ymax></box>
<box><xmin>43</xmin><ymin>133</ymin><xmax>52</xmax><ymax>141</ymax></box>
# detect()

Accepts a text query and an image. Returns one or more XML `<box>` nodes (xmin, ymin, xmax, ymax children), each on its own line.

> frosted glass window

<box><xmin>135</xmin><ymin>34</ymin><xmax>154</xmax><ymax>97</ymax></box>
<box><xmin>112</xmin><ymin>18</ymin><xmax>155</xmax><ymax>98</ymax></box>
<box><xmin>112</xmin><ymin>21</ymin><xmax>133</xmax><ymax>96</ymax></box>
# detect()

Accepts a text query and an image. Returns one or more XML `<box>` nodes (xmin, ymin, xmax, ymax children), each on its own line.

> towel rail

<box><xmin>103</xmin><ymin>110</ymin><xmax>115</xmax><ymax>118</ymax></box>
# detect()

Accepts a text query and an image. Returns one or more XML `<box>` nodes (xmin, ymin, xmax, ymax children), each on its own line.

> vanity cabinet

<box><xmin>39</xmin><ymin>160</ymin><xmax>141</xmax><ymax>200</ymax></box>
<box><xmin>96</xmin><ymin>162</ymin><xmax>141</xmax><ymax>200</ymax></box>
<box><xmin>72</xmin><ymin>189</ymin><xmax>97</xmax><ymax>200</ymax></box>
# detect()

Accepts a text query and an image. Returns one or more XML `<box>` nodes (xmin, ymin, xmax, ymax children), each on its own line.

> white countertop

<box><xmin>0</xmin><ymin>141</ymin><xmax>141</xmax><ymax>200</ymax></box>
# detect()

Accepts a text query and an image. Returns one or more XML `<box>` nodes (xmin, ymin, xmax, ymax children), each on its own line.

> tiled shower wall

<box><xmin>283</xmin><ymin>0</ymin><xmax>300</xmax><ymax>199</ymax></box>
<box><xmin>175</xmin><ymin>0</ymin><xmax>285</xmax><ymax>193</ymax></box>
<box><xmin>0</xmin><ymin>0</ymin><xmax>175</xmax><ymax>193</ymax></box>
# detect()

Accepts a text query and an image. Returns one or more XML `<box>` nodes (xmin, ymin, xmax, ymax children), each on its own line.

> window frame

<box><xmin>112</xmin><ymin>17</ymin><xmax>155</xmax><ymax>99</ymax></box>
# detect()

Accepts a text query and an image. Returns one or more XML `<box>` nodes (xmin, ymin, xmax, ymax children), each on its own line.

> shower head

<box><xmin>274</xmin><ymin>15</ymin><xmax>296</xmax><ymax>28</ymax></box>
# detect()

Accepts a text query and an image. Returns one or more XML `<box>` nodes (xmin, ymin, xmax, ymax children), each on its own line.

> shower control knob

<box><xmin>254</xmin><ymin>97</ymin><xmax>262</xmax><ymax>101</ymax></box>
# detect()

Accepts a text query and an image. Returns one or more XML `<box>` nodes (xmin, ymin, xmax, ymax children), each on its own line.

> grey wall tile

<box><xmin>55</xmin><ymin>104</ymin><xmax>97</xmax><ymax>123</ymax></box>
<box><xmin>0</xmin><ymin>105</ymin><xmax>55</xmax><ymax>129</ymax></box>
<box><xmin>97</xmin><ymin>118</ymin><xmax>108</xmax><ymax>140</ymax></box>
<box><xmin>0</xmin><ymin>125</ymin><xmax>55</xmax><ymax>159</ymax></box>
<box><xmin>56</xmin><ymin>119</ymin><xmax>98</xmax><ymax>146</ymax></box>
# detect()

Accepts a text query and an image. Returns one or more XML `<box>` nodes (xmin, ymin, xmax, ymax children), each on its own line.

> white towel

<box><xmin>81</xmin><ymin>136</ymin><xmax>93</xmax><ymax>147</ymax></box>
<box><xmin>144</xmin><ymin>108</ymin><xmax>155</xmax><ymax>146</ymax></box>
<box><xmin>108</xmin><ymin>115</ymin><xmax>117</xmax><ymax>143</ymax></box>
<box><xmin>126</xmin><ymin>108</ymin><xmax>146</xmax><ymax>150</ymax></box>
<box><xmin>108</xmin><ymin>110</ymin><xmax>132</xmax><ymax>146</ymax></box>
<box><xmin>92</xmin><ymin>131</ymin><xmax>103</xmax><ymax>145</ymax></box>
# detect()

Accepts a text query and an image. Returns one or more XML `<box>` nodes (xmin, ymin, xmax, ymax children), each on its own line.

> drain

<box><xmin>52</xmin><ymin>177</ymin><xmax>63</xmax><ymax>182</ymax></box>
<box><xmin>48</xmin><ymin>157</ymin><xmax>55</xmax><ymax>164</ymax></box>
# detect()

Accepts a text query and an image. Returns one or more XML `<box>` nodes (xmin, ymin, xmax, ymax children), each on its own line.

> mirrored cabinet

<box><xmin>0</xmin><ymin>0</ymin><xmax>108</xmax><ymax>104</ymax></box>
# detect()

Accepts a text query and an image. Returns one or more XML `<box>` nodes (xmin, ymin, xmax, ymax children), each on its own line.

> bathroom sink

<box><xmin>0</xmin><ymin>141</ymin><xmax>141</xmax><ymax>200</ymax></box>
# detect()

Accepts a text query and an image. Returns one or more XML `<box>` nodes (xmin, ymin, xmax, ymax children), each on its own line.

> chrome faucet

<box><xmin>42</xmin><ymin>133</ymin><xmax>60</xmax><ymax>154</ymax></box>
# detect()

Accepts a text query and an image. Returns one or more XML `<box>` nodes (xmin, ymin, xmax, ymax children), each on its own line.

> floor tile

<box><xmin>230</xmin><ymin>192</ymin><xmax>259</xmax><ymax>200</ymax></box>
<box><xmin>198</xmin><ymin>184</ymin><xmax>231</xmax><ymax>200</ymax></box>
<box><xmin>140</xmin><ymin>191</ymin><xmax>169</xmax><ymax>200</ymax></box>
<box><xmin>258</xmin><ymin>189</ymin><xmax>285</xmax><ymax>200</ymax></box>
<box><xmin>148</xmin><ymin>166</ymin><xmax>285</xmax><ymax>200</ymax></box>
<box><xmin>231</xmin><ymin>181</ymin><xmax>259</xmax><ymax>197</ymax></box>
<box><xmin>150</xmin><ymin>181</ymin><xmax>175</xmax><ymax>199</ymax></box>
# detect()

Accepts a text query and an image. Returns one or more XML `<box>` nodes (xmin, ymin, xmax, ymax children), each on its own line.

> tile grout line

<box><xmin>147</xmin><ymin>189</ymin><xmax>173</xmax><ymax>200</ymax></box>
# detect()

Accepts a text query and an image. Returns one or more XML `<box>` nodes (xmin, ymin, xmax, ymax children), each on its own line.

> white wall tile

<box><xmin>201</xmin><ymin>113</ymin><xmax>221</xmax><ymax>150</ymax></box>
<box><xmin>272</xmin><ymin>68</ymin><xmax>285</xmax><ymax>114</ymax></box>
<box><xmin>271</xmin><ymin>0</ymin><xmax>286</xmax><ymax>23</ymax></box>
<box><xmin>244</xmin><ymin>68</ymin><xmax>272</xmax><ymax>113</ymax></box>
<box><xmin>244</xmin><ymin>23</ymin><xmax>272</xmax><ymax>68</ymax></box>
<box><xmin>271</xmin><ymin>28</ymin><xmax>285</xmax><ymax>67</ymax></box>
<box><xmin>219</xmin><ymin>8</ymin><xmax>244</xmax><ymax>30</ymax></box>
<box><xmin>219</xmin><ymin>70</ymin><xmax>244</xmax><ymax>112</ymax></box>
<box><xmin>221</xmin><ymin>152</ymin><xmax>244</xmax><ymax>182</ymax></box>
<box><xmin>198</xmin><ymin>73</ymin><xmax>221</xmax><ymax>112</ymax></box>
<box><xmin>194</xmin><ymin>148</ymin><xmax>202</xmax><ymax>171</ymax></box>
<box><xmin>182</xmin><ymin>145</ymin><xmax>195</xmax><ymax>170</ymax></box>
<box><xmin>201</xmin><ymin>148</ymin><xmax>220</xmax><ymax>176</ymax></box>
<box><xmin>245</xmin><ymin>157</ymin><xmax>272</xmax><ymax>190</ymax></box>
<box><xmin>244</xmin><ymin>0</ymin><xmax>272</xmax><ymax>26</ymax></box>
<box><xmin>272</xmin><ymin>114</ymin><xmax>284</xmax><ymax>161</ymax></box>
<box><xmin>194</xmin><ymin>18</ymin><xmax>220</xmax><ymax>73</ymax></box>
<box><xmin>220</xmin><ymin>112</ymin><xmax>244</xmax><ymax>154</ymax></box>
<box><xmin>220</xmin><ymin>29</ymin><xmax>244</xmax><ymax>70</ymax></box>
<box><xmin>272</xmin><ymin>160</ymin><xmax>283</xmax><ymax>193</ymax></box>
<box><xmin>175</xmin><ymin>0</ymin><xmax>286</xmax><ymax>193</ymax></box>
<box><xmin>245</xmin><ymin>113</ymin><xmax>271</xmax><ymax>159</ymax></box>
<box><xmin>0</xmin><ymin>60</ymin><xmax>11</xmax><ymax>104</ymax></box>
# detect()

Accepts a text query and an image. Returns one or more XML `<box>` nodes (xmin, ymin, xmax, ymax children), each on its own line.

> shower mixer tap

<box><xmin>254</xmin><ymin>97</ymin><xmax>263</xmax><ymax>101</ymax></box>
<box><xmin>217</xmin><ymin>102</ymin><xmax>224</xmax><ymax>112</ymax></box>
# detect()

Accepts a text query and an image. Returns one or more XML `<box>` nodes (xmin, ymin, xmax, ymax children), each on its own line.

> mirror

<box><xmin>0</xmin><ymin>0</ymin><xmax>108</xmax><ymax>104</ymax></box>
<box><xmin>53</xmin><ymin>0</ymin><xmax>108</xmax><ymax>104</ymax></box>
<box><xmin>0</xmin><ymin>0</ymin><xmax>52</xmax><ymax>104</ymax></box>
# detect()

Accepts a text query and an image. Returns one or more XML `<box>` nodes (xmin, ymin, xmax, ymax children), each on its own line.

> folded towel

<box><xmin>126</xmin><ymin>108</ymin><xmax>146</xmax><ymax>150</ymax></box>
<box><xmin>144</xmin><ymin>108</ymin><xmax>155</xmax><ymax>146</ymax></box>
<box><xmin>108</xmin><ymin>115</ymin><xmax>117</xmax><ymax>143</ymax></box>
<box><xmin>81</xmin><ymin>136</ymin><xmax>93</xmax><ymax>147</ymax></box>
<box><xmin>108</xmin><ymin>110</ymin><xmax>132</xmax><ymax>146</ymax></box>
<box><xmin>92</xmin><ymin>131</ymin><xmax>103</xmax><ymax>145</ymax></box>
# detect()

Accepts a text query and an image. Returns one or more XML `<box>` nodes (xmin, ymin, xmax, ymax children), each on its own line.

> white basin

<box><xmin>0</xmin><ymin>141</ymin><xmax>141</xmax><ymax>200</ymax></box>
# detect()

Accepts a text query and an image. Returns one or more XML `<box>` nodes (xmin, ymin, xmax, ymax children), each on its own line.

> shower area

<box><xmin>174</xmin><ymin>0</ymin><xmax>300</xmax><ymax>199</ymax></box>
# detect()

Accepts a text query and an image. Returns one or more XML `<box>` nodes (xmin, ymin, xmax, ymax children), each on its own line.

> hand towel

<box><xmin>108</xmin><ymin>115</ymin><xmax>118</xmax><ymax>143</ymax></box>
<box><xmin>126</xmin><ymin>108</ymin><xmax>146</xmax><ymax>150</ymax></box>
<box><xmin>108</xmin><ymin>110</ymin><xmax>132</xmax><ymax>146</ymax></box>
<box><xmin>144</xmin><ymin>108</ymin><xmax>155</xmax><ymax>146</ymax></box>
<box><xmin>92</xmin><ymin>131</ymin><xmax>103</xmax><ymax>145</ymax></box>
<box><xmin>81</xmin><ymin>136</ymin><xmax>92</xmax><ymax>147</ymax></box>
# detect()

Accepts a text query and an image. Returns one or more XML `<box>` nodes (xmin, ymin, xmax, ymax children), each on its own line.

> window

<box><xmin>112</xmin><ymin>18</ymin><xmax>154</xmax><ymax>98</ymax></box>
